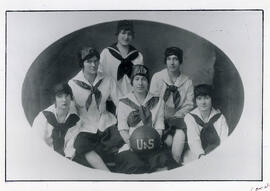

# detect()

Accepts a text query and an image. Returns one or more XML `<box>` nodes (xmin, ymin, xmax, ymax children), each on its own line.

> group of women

<box><xmin>32</xmin><ymin>20</ymin><xmax>229</xmax><ymax>174</ymax></box>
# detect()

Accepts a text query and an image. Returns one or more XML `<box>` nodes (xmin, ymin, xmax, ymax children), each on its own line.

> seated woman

<box><xmin>184</xmin><ymin>84</ymin><xmax>229</xmax><ymax>161</ymax></box>
<box><xmin>116</xmin><ymin>65</ymin><xmax>178</xmax><ymax>174</ymax></box>
<box><xmin>68</xmin><ymin>47</ymin><xmax>124</xmax><ymax>171</ymax></box>
<box><xmin>32</xmin><ymin>83</ymin><xmax>80</xmax><ymax>159</ymax></box>
<box><xmin>149</xmin><ymin>47</ymin><xmax>194</xmax><ymax>165</ymax></box>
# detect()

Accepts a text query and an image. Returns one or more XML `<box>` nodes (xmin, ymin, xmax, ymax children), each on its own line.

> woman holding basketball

<box><xmin>116</xmin><ymin>65</ymin><xmax>178</xmax><ymax>174</ymax></box>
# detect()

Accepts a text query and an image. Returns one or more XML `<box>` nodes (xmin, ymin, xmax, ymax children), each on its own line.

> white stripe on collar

<box><xmin>107</xmin><ymin>46</ymin><xmax>139</xmax><ymax>58</ymax></box>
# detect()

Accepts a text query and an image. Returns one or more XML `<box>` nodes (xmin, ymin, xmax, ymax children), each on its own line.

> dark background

<box><xmin>22</xmin><ymin>20</ymin><xmax>244</xmax><ymax>134</ymax></box>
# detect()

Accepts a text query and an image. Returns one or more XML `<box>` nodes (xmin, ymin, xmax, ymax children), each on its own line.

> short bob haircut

<box><xmin>164</xmin><ymin>46</ymin><xmax>183</xmax><ymax>64</ymax></box>
<box><xmin>78</xmin><ymin>47</ymin><xmax>100</xmax><ymax>68</ymax></box>
<box><xmin>194</xmin><ymin>84</ymin><xmax>213</xmax><ymax>99</ymax></box>
<box><xmin>115</xmin><ymin>20</ymin><xmax>135</xmax><ymax>37</ymax></box>
<box><xmin>52</xmin><ymin>83</ymin><xmax>73</xmax><ymax>101</ymax></box>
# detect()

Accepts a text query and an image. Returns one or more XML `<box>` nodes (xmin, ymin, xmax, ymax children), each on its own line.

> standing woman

<box><xmin>184</xmin><ymin>84</ymin><xmax>229</xmax><ymax>160</ymax></box>
<box><xmin>116</xmin><ymin>65</ymin><xmax>178</xmax><ymax>174</ymax></box>
<box><xmin>149</xmin><ymin>47</ymin><xmax>194</xmax><ymax>165</ymax></box>
<box><xmin>99</xmin><ymin>20</ymin><xmax>144</xmax><ymax>98</ymax></box>
<box><xmin>32</xmin><ymin>83</ymin><xmax>80</xmax><ymax>159</ymax></box>
<box><xmin>68</xmin><ymin>47</ymin><xmax>123</xmax><ymax>171</ymax></box>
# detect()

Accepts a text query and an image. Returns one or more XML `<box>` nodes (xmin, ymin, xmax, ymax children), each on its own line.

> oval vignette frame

<box><xmin>22</xmin><ymin>19</ymin><xmax>244</xmax><ymax>173</ymax></box>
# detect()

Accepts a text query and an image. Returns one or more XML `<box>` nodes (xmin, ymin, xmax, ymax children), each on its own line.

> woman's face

<box><xmin>196</xmin><ymin>95</ymin><xmax>212</xmax><ymax>112</ymax></box>
<box><xmin>117</xmin><ymin>30</ymin><xmax>133</xmax><ymax>46</ymax></box>
<box><xmin>83</xmin><ymin>56</ymin><xmax>99</xmax><ymax>75</ymax></box>
<box><xmin>55</xmin><ymin>93</ymin><xmax>72</xmax><ymax>110</ymax></box>
<box><xmin>166</xmin><ymin>55</ymin><xmax>181</xmax><ymax>73</ymax></box>
<box><xmin>132</xmin><ymin>75</ymin><xmax>149</xmax><ymax>94</ymax></box>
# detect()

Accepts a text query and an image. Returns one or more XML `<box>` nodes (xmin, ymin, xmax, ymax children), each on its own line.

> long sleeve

<box><xmin>184</xmin><ymin>114</ymin><xmax>205</xmax><ymax>158</ymax></box>
<box><xmin>32</xmin><ymin>112</ymin><xmax>53</xmax><ymax>147</ymax></box>
<box><xmin>136</xmin><ymin>52</ymin><xmax>144</xmax><ymax>65</ymax></box>
<box><xmin>154</xmin><ymin>100</ymin><xmax>165</xmax><ymax>132</ymax></box>
<box><xmin>109</xmin><ymin>77</ymin><xmax>120</xmax><ymax>108</ymax></box>
<box><xmin>219</xmin><ymin>114</ymin><xmax>229</xmax><ymax>142</ymax></box>
<box><xmin>64</xmin><ymin>120</ymin><xmax>81</xmax><ymax>159</ymax></box>
<box><xmin>98</xmin><ymin>49</ymin><xmax>106</xmax><ymax>74</ymax></box>
<box><xmin>117</xmin><ymin>101</ymin><xmax>130</xmax><ymax>131</ymax></box>
<box><xmin>149</xmin><ymin>74</ymin><xmax>162</xmax><ymax>97</ymax></box>
<box><xmin>174</xmin><ymin>80</ymin><xmax>194</xmax><ymax>118</ymax></box>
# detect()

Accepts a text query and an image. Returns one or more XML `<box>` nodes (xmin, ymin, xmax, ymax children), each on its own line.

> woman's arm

<box><xmin>119</xmin><ymin>130</ymin><xmax>130</xmax><ymax>145</ymax></box>
<box><xmin>219</xmin><ymin>114</ymin><xmax>229</xmax><ymax>141</ymax></box>
<box><xmin>117</xmin><ymin>101</ymin><xmax>130</xmax><ymax>143</ymax></box>
<box><xmin>154</xmin><ymin>100</ymin><xmax>165</xmax><ymax>137</ymax></box>
<box><xmin>184</xmin><ymin>114</ymin><xmax>205</xmax><ymax>158</ymax></box>
<box><xmin>149</xmin><ymin>74</ymin><xmax>162</xmax><ymax>97</ymax></box>
<box><xmin>32</xmin><ymin>112</ymin><xmax>53</xmax><ymax>146</ymax></box>
<box><xmin>174</xmin><ymin>80</ymin><xmax>194</xmax><ymax>118</ymax></box>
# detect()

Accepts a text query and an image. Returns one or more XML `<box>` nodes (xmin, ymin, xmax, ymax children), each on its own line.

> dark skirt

<box><xmin>73</xmin><ymin>125</ymin><xmax>124</xmax><ymax>167</ymax></box>
<box><xmin>115</xmin><ymin>147</ymin><xmax>180</xmax><ymax>174</ymax></box>
<box><xmin>162</xmin><ymin>117</ymin><xmax>187</xmax><ymax>141</ymax></box>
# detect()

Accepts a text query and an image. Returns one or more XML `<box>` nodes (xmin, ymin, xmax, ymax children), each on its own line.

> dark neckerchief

<box><xmin>73</xmin><ymin>78</ymin><xmax>103</xmax><ymax>111</ymax></box>
<box><xmin>190</xmin><ymin>112</ymin><xmax>222</xmax><ymax>154</ymax></box>
<box><xmin>42</xmin><ymin>110</ymin><xmax>80</xmax><ymax>156</ymax></box>
<box><xmin>120</xmin><ymin>96</ymin><xmax>159</xmax><ymax>128</ymax></box>
<box><xmin>107</xmin><ymin>43</ymin><xmax>139</xmax><ymax>81</ymax></box>
<box><xmin>163</xmin><ymin>81</ymin><xmax>181</xmax><ymax>109</ymax></box>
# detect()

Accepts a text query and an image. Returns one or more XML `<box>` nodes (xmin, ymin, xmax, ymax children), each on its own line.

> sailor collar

<box><xmin>108</xmin><ymin>43</ymin><xmax>138</xmax><ymax>58</ymax></box>
<box><xmin>190</xmin><ymin>107</ymin><xmax>221</xmax><ymax>122</ymax></box>
<box><xmin>125</xmin><ymin>91</ymin><xmax>156</xmax><ymax>106</ymax></box>
<box><xmin>73</xmin><ymin>70</ymin><xmax>105</xmax><ymax>86</ymax></box>
<box><xmin>44</xmin><ymin>103</ymin><xmax>77</xmax><ymax>122</ymax></box>
<box><xmin>160</xmin><ymin>69</ymin><xmax>189</xmax><ymax>88</ymax></box>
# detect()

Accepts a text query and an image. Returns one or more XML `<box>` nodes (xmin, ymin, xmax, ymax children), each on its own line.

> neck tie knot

<box><xmin>163</xmin><ymin>82</ymin><xmax>181</xmax><ymax>109</ymax></box>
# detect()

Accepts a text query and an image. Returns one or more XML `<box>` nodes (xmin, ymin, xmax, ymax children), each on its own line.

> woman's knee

<box><xmin>173</xmin><ymin>129</ymin><xmax>185</xmax><ymax>142</ymax></box>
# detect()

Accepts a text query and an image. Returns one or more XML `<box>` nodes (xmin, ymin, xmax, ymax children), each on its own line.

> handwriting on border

<box><xmin>251</xmin><ymin>183</ymin><xmax>270</xmax><ymax>191</ymax></box>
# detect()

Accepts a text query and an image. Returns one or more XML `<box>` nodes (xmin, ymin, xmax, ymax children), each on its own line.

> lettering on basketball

<box><xmin>136</xmin><ymin>139</ymin><xmax>155</xmax><ymax>150</ymax></box>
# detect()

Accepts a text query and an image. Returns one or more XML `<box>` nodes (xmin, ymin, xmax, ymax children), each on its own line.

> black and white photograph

<box><xmin>1</xmin><ymin>1</ymin><xmax>268</xmax><ymax>190</ymax></box>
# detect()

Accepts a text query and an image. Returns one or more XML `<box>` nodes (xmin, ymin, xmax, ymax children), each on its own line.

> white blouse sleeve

<box><xmin>117</xmin><ymin>101</ymin><xmax>130</xmax><ymax>131</ymax></box>
<box><xmin>98</xmin><ymin>49</ymin><xmax>106</xmax><ymax>73</ymax></box>
<box><xmin>184</xmin><ymin>114</ymin><xmax>205</xmax><ymax>158</ymax></box>
<box><xmin>109</xmin><ymin>77</ymin><xmax>119</xmax><ymax>108</ymax></box>
<box><xmin>174</xmin><ymin>79</ymin><xmax>194</xmax><ymax>118</ymax></box>
<box><xmin>149</xmin><ymin>73</ymin><xmax>162</xmax><ymax>97</ymax></box>
<box><xmin>64</xmin><ymin>120</ymin><xmax>81</xmax><ymax>159</ymax></box>
<box><xmin>154</xmin><ymin>100</ymin><xmax>165</xmax><ymax>131</ymax></box>
<box><xmin>137</xmin><ymin>52</ymin><xmax>144</xmax><ymax>65</ymax></box>
<box><xmin>32</xmin><ymin>112</ymin><xmax>52</xmax><ymax>146</ymax></box>
<box><xmin>219</xmin><ymin>114</ymin><xmax>229</xmax><ymax>142</ymax></box>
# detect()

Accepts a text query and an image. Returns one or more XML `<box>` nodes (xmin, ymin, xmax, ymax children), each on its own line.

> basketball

<box><xmin>129</xmin><ymin>126</ymin><xmax>161</xmax><ymax>154</ymax></box>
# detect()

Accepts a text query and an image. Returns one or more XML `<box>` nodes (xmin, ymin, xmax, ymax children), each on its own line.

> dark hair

<box><xmin>130</xmin><ymin>65</ymin><xmax>149</xmax><ymax>86</ymax></box>
<box><xmin>164</xmin><ymin>47</ymin><xmax>183</xmax><ymax>64</ymax></box>
<box><xmin>115</xmin><ymin>20</ymin><xmax>135</xmax><ymax>37</ymax></box>
<box><xmin>78</xmin><ymin>47</ymin><xmax>100</xmax><ymax>68</ymax></box>
<box><xmin>53</xmin><ymin>83</ymin><xmax>73</xmax><ymax>101</ymax></box>
<box><xmin>194</xmin><ymin>84</ymin><xmax>213</xmax><ymax>99</ymax></box>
